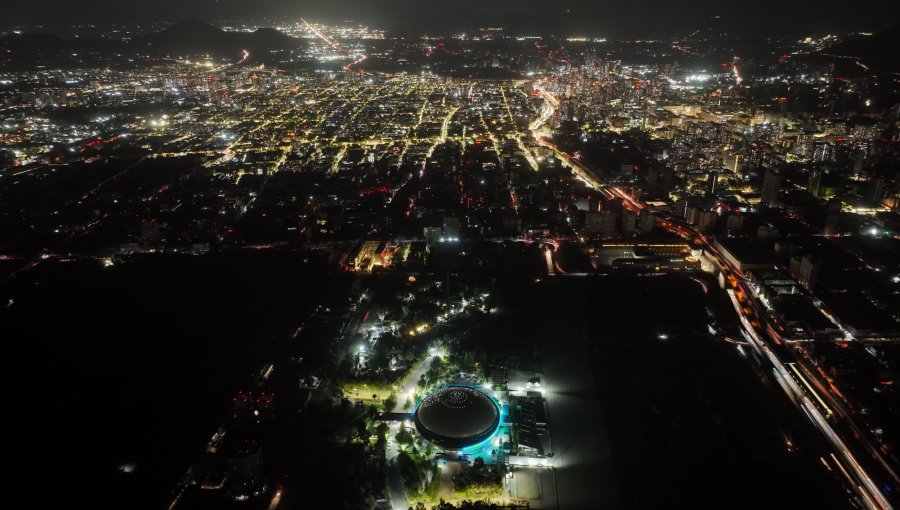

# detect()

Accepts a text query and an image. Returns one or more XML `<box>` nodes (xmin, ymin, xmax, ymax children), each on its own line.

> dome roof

<box><xmin>414</xmin><ymin>386</ymin><xmax>500</xmax><ymax>449</ymax></box>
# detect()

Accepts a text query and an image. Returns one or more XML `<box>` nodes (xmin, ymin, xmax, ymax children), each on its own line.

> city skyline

<box><xmin>5</xmin><ymin>1</ymin><xmax>900</xmax><ymax>36</ymax></box>
<box><xmin>2</xmin><ymin>7</ymin><xmax>899</xmax><ymax>510</ymax></box>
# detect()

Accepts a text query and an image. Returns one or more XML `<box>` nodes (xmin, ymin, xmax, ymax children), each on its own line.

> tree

<box><xmin>383</xmin><ymin>392</ymin><xmax>398</xmax><ymax>412</ymax></box>
<box><xmin>355</xmin><ymin>420</ymin><xmax>369</xmax><ymax>441</ymax></box>
<box><xmin>396</xmin><ymin>451</ymin><xmax>421</xmax><ymax>493</ymax></box>
<box><xmin>375</xmin><ymin>422</ymin><xmax>389</xmax><ymax>451</ymax></box>
<box><xmin>396</xmin><ymin>426</ymin><xmax>415</xmax><ymax>448</ymax></box>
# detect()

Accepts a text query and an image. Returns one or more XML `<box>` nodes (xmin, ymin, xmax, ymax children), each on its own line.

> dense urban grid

<box><xmin>2</xmin><ymin>13</ymin><xmax>899</xmax><ymax>510</ymax></box>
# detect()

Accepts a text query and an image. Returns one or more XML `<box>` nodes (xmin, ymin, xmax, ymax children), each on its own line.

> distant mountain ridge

<box><xmin>131</xmin><ymin>19</ymin><xmax>301</xmax><ymax>56</ymax></box>
<box><xmin>0</xmin><ymin>19</ymin><xmax>303</xmax><ymax>61</ymax></box>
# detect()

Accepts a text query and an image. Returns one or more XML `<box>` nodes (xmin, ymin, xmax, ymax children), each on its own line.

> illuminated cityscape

<box><xmin>2</xmin><ymin>3</ymin><xmax>899</xmax><ymax>510</ymax></box>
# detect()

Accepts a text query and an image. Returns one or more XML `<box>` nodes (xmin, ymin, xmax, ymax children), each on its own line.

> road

<box><xmin>657</xmin><ymin>214</ymin><xmax>896</xmax><ymax>510</ymax></box>
<box><xmin>530</xmin><ymin>85</ymin><xmax>643</xmax><ymax>215</ymax></box>
<box><xmin>528</xmin><ymin>83</ymin><xmax>895</xmax><ymax>508</ymax></box>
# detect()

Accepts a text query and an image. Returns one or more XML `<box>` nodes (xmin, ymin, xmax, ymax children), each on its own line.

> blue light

<box><xmin>413</xmin><ymin>384</ymin><xmax>504</xmax><ymax>450</ymax></box>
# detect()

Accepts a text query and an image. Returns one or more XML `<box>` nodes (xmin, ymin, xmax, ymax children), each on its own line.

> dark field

<box><xmin>1</xmin><ymin>245</ymin><xmax>856</xmax><ymax>509</ymax></box>
<box><xmin>2</xmin><ymin>251</ymin><xmax>348</xmax><ymax>509</ymax></box>
<box><xmin>485</xmin><ymin>273</ymin><xmax>853</xmax><ymax>509</ymax></box>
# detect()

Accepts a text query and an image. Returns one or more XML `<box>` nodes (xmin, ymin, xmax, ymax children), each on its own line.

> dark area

<box><xmin>2</xmin><ymin>251</ymin><xmax>345</xmax><ymax>510</ymax></box>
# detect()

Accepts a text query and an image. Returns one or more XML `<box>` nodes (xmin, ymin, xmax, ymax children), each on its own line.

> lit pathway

<box><xmin>385</xmin><ymin>355</ymin><xmax>438</xmax><ymax>510</ymax></box>
<box><xmin>393</xmin><ymin>354</ymin><xmax>437</xmax><ymax>412</ymax></box>
<box><xmin>386</xmin><ymin>432</ymin><xmax>408</xmax><ymax>510</ymax></box>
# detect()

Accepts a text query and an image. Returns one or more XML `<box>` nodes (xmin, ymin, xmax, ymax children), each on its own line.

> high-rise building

<box><xmin>673</xmin><ymin>199</ymin><xmax>689</xmax><ymax>218</ymax></box>
<box><xmin>621</xmin><ymin>211</ymin><xmax>637</xmax><ymax>236</ymax></box>
<box><xmin>585</xmin><ymin>210</ymin><xmax>620</xmax><ymax>237</ymax></box>
<box><xmin>761</xmin><ymin>169</ymin><xmax>781</xmax><ymax>207</ymax></box>
<box><xmin>853</xmin><ymin>152</ymin><xmax>865</xmax><ymax>176</ymax></box>
<box><xmin>140</xmin><ymin>218</ymin><xmax>161</xmax><ymax>247</ymax></box>
<box><xmin>686</xmin><ymin>206</ymin><xmax>699</xmax><ymax>225</ymax></box>
<box><xmin>639</xmin><ymin>211</ymin><xmax>654</xmax><ymax>234</ymax></box>
<box><xmin>726</xmin><ymin>214</ymin><xmax>744</xmax><ymax>234</ymax></box>
<box><xmin>808</xmin><ymin>168</ymin><xmax>824</xmax><ymax>198</ymax></box>
<box><xmin>798</xmin><ymin>256</ymin><xmax>821</xmax><ymax>290</ymax></box>
<box><xmin>696</xmin><ymin>210</ymin><xmax>717</xmax><ymax>232</ymax></box>
<box><xmin>867</xmin><ymin>176</ymin><xmax>886</xmax><ymax>203</ymax></box>
<box><xmin>599</xmin><ymin>210</ymin><xmax>618</xmax><ymax>238</ymax></box>
<box><xmin>812</xmin><ymin>141</ymin><xmax>832</xmax><ymax>162</ymax></box>
<box><xmin>706</xmin><ymin>171</ymin><xmax>718</xmax><ymax>195</ymax></box>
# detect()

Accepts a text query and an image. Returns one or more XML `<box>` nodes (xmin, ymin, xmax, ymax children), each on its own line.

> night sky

<box><xmin>5</xmin><ymin>0</ymin><xmax>899</xmax><ymax>36</ymax></box>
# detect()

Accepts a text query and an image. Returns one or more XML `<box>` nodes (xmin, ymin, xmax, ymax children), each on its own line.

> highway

<box><xmin>528</xmin><ymin>83</ymin><xmax>896</xmax><ymax>509</ymax></box>
<box><xmin>530</xmin><ymin>84</ymin><xmax>643</xmax><ymax>214</ymax></box>
<box><xmin>664</xmin><ymin>212</ymin><xmax>896</xmax><ymax>510</ymax></box>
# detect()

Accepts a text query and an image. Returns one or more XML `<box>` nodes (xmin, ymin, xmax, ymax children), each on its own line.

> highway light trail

<box><xmin>647</xmin><ymin>208</ymin><xmax>895</xmax><ymax>509</ymax></box>
<box><xmin>786</xmin><ymin>362</ymin><xmax>833</xmax><ymax>418</ymax></box>
<box><xmin>727</xmin><ymin>289</ymin><xmax>892</xmax><ymax>510</ymax></box>
<box><xmin>544</xmin><ymin>248</ymin><xmax>556</xmax><ymax>276</ymax></box>
<box><xmin>300</xmin><ymin>18</ymin><xmax>367</xmax><ymax>71</ymax></box>
<box><xmin>301</xmin><ymin>18</ymin><xmax>346</xmax><ymax>52</ymax></box>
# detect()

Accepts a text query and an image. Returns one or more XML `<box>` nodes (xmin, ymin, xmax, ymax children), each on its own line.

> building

<box><xmin>352</xmin><ymin>241</ymin><xmax>391</xmax><ymax>272</ymax></box>
<box><xmin>808</xmin><ymin>168</ymin><xmax>824</xmax><ymax>198</ymax></box>
<box><xmin>586</xmin><ymin>210</ymin><xmax>618</xmax><ymax>237</ymax></box>
<box><xmin>867</xmin><ymin>176</ymin><xmax>887</xmax><ymax>203</ymax></box>
<box><xmin>584</xmin><ymin>211</ymin><xmax>603</xmax><ymax>235</ymax></box>
<box><xmin>639</xmin><ymin>211</ymin><xmax>654</xmax><ymax>234</ymax></box>
<box><xmin>697</xmin><ymin>210</ymin><xmax>717</xmax><ymax>231</ymax></box>
<box><xmin>423</xmin><ymin>227</ymin><xmax>442</xmax><ymax>244</ymax></box>
<box><xmin>443</xmin><ymin>217</ymin><xmax>461</xmax><ymax>241</ymax></box>
<box><xmin>140</xmin><ymin>218</ymin><xmax>161</xmax><ymax>247</ymax></box>
<box><xmin>812</xmin><ymin>140</ymin><xmax>832</xmax><ymax>162</ymax></box>
<box><xmin>714</xmin><ymin>238</ymin><xmax>773</xmax><ymax>273</ymax></box>
<box><xmin>593</xmin><ymin>242</ymin><xmax>691</xmax><ymax>266</ymax></box>
<box><xmin>621</xmin><ymin>210</ymin><xmax>637</xmax><ymax>236</ymax></box>
<box><xmin>599</xmin><ymin>210</ymin><xmax>618</xmax><ymax>237</ymax></box>
<box><xmin>797</xmin><ymin>255</ymin><xmax>821</xmax><ymax>290</ymax></box>
<box><xmin>706</xmin><ymin>171</ymin><xmax>718</xmax><ymax>195</ymax></box>
<box><xmin>414</xmin><ymin>386</ymin><xmax>500</xmax><ymax>449</ymax></box>
<box><xmin>726</xmin><ymin>214</ymin><xmax>744</xmax><ymax>234</ymax></box>
<box><xmin>761</xmin><ymin>168</ymin><xmax>781</xmax><ymax>207</ymax></box>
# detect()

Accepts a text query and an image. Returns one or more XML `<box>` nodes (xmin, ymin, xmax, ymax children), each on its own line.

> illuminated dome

<box><xmin>414</xmin><ymin>386</ymin><xmax>500</xmax><ymax>449</ymax></box>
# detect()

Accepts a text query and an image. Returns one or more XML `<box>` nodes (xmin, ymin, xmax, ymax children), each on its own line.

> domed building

<box><xmin>414</xmin><ymin>385</ymin><xmax>500</xmax><ymax>449</ymax></box>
